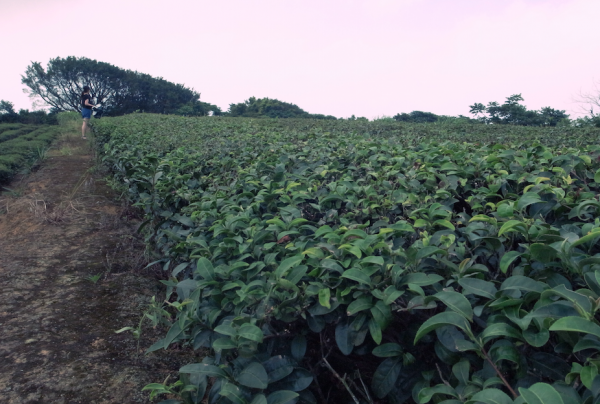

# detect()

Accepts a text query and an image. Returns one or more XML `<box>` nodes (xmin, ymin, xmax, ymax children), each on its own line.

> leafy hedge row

<box><xmin>0</xmin><ymin>124</ymin><xmax>60</xmax><ymax>183</ymax></box>
<box><xmin>95</xmin><ymin>115</ymin><xmax>600</xmax><ymax>404</ymax></box>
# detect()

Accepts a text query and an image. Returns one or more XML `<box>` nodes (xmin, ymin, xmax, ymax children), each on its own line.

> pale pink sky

<box><xmin>1</xmin><ymin>0</ymin><xmax>599</xmax><ymax>118</ymax></box>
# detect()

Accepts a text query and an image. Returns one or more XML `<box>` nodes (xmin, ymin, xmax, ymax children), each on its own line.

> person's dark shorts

<box><xmin>81</xmin><ymin>108</ymin><xmax>92</xmax><ymax>119</ymax></box>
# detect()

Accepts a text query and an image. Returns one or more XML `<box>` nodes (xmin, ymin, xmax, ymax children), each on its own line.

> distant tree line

<box><xmin>0</xmin><ymin>100</ymin><xmax>57</xmax><ymax>124</ymax></box>
<box><xmin>11</xmin><ymin>57</ymin><xmax>600</xmax><ymax>127</ymax></box>
<box><xmin>392</xmin><ymin>95</ymin><xmax>570</xmax><ymax>127</ymax></box>
<box><xmin>469</xmin><ymin>94</ymin><xmax>569</xmax><ymax>126</ymax></box>
<box><xmin>391</xmin><ymin>111</ymin><xmax>474</xmax><ymax>124</ymax></box>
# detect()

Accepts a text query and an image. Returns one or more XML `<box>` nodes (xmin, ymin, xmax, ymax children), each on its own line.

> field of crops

<box><xmin>0</xmin><ymin>123</ymin><xmax>61</xmax><ymax>183</ymax></box>
<box><xmin>95</xmin><ymin>114</ymin><xmax>600</xmax><ymax>404</ymax></box>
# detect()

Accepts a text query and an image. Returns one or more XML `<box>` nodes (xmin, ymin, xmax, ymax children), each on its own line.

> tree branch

<box><xmin>321</xmin><ymin>357</ymin><xmax>360</xmax><ymax>404</ymax></box>
<box><xmin>481</xmin><ymin>346</ymin><xmax>518</xmax><ymax>399</ymax></box>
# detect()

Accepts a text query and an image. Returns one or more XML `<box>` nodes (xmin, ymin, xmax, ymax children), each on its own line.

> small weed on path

<box><xmin>86</xmin><ymin>273</ymin><xmax>103</xmax><ymax>284</ymax></box>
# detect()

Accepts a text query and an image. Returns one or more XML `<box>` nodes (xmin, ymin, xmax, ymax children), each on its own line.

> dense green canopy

<box><xmin>227</xmin><ymin>96</ymin><xmax>336</xmax><ymax>119</ymax></box>
<box><xmin>21</xmin><ymin>56</ymin><xmax>221</xmax><ymax>117</ymax></box>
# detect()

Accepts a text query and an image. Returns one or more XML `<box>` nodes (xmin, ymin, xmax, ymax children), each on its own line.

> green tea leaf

<box><xmin>371</xmin><ymin>357</ymin><xmax>402</xmax><ymax>399</ymax></box>
<box><xmin>221</xmin><ymin>382</ymin><xmax>246</xmax><ymax>404</ymax></box>
<box><xmin>347</xmin><ymin>296</ymin><xmax>373</xmax><ymax>315</ymax></box>
<box><xmin>465</xmin><ymin>388</ymin><xmax>514</xmax><ymax>404</ymax></box>
<box><xmin>433</xmin><ymin>219</ymin><xmax>455</xmax><ymax>230</ymax></box>
<box><xmin>335</xmin><ymin>319</ymin><xmax>357</xmax><ymax>355</ymax></box>
<box><xmin>498</xmin><ymin>220</ymin><xmax>528</xmax><ymax>237</ymax></box>
<box><xmin>580</xmin><ymin>365</ymin><xmax>598</xmax><ymax>389</ymax></box>
<box><xmin>250</xmin><ymin>394</ymin><xmax>268</xmax><ymax>404</ymax></box>
<box><xmin>214</xmin><ymin>324</ymin><xmax>238</xmax><ymax>337</ymax></box>
<box><xmin>318</xmin><ymin>288</ymin><xmax>331</xmax><ymax>309</ymax></box>
<box><xmin>452</xmin><ymin>360</ymin><xmax>470</xmax><ymax>386</ymax></box>
<box><xmin>480</xmin><ymin>323</ymin><xmax>523</xmax><ymax>343</ymax></box>
<box><xmin>369</xmin><ymin>318</ymin><xmax>382</xmax><ymax>344</ymax></box>
<box><xmin>434</xmin><ymin>290</ymin><xmax>473</xmax><ymax>321</ymax></box>
<box><xmin>179</xmin><ymin>363</ymin><xmax>228</xmax><ymax>378</ymax></box>
<box><xmin>414</xmin><ymin>312</ymin><xmax>471</xmax><ymax>344</ymax></box>
<box><xmin>341</xmin><ymin>268</ymin><xmax>371</xmax><ymax>284</ymax></box>
<box><xmin>418</xmin><ymin>385</ymin><xmax>458</xmax><ymax>403</ymax></box>
<box><xmin>236</xmin><ymin>362</ymin><xmax>269</xmax><ymax>389</ymax></box>
<box><xmin>314</xmin><ymin>225</ymin><xmax>333</xmax><ymax>238</ymax></box>
<box><xmin>519</xmin><ymin>383</ymin><xmax>565</xmax><ymax>404</ymax></box>
<box><xmin>517</xmin><ymin>192</ymin><xmax>542</xmax><ymax>210</ymax></box>
<box><xmin>416</xmin><ymin>246</ymin><xmax>445</xmax><ymax>260</ymax></box>
<box><xmin>362</xmin><ymin>256</ymin><xmax>385</xmax><ymax>266</ymax></box>
<box><xmin>274</xmin><ymin>368</ymin><xmax>313</xmax><ymax>392</ymax></box>
<box><xmin>239</xmin><ymin>324</ymin><xmax>264</xmax><ymax>343</ymax></box>
<box><xmin>529</xmin><ymin>243</ymin><xmax>557</xmax><ymax>263</ymax></box>
<box><xmin>196</xmin><ymin>257</ymin><xmax>215</xmax><ymax>281</ymax></box>
<box><xmin>499</xmin><ymin>251</ymin><xmax>522</xmax><ymax>273</ymax></box>
<box><xmin>523</xmin><ymin>327</ymin><xmax>550</xmax><ymax>347</ymax></box>
<box><xmin>266</xmin><ymin>390</ymin><xmax>299</xmax><ymax>404</ymax></box>
<box><xmin>549</xmin><ymin>316</ymin><xmax>600</xmax><ymax>339</ymax></box>
<box><xmin>291</xmin><ymin>335</ymin><xmax>307</xmax><ymax>361</ymax></box>
<box><xmin>263</xmin><ymin>356</ymin><xmax>294</xmax><ymax>383</ymax></box>
<box><xmin>570</xmin><ymin>231</ymin><xmax>600</xmax><ymax>250</ymax></box>
<box><xmin>213</xmin><ymin>337</ymin><xmax>237</xmax><ymax>350</ymax></box>
<box><xmin>275</xmin><ymin>255</ymin><xmax>303</xmax><ymax>278</ymax></box>
<box><xmin>402</xmin><ymin>273</ymin><xmax>444</xmax><ymax>286</ymax></box>
<box><xmin>372</xmin><ymin>343</ymin><xmax>403</xmax><ymax>358</ymax></box>
<box><xmin>497</xmin><ymin>203</ymin><xmax>514</xmax><ymax>218</ymax></box>
<box><xmin>458</xmin><ymin>278</ymin><xmax>497</xmax><ymax>299</ymax></box>
<box><xmin>501</xmin><ymin>275</ymin><xmax>546</xmax><ymax>294</ymax></box>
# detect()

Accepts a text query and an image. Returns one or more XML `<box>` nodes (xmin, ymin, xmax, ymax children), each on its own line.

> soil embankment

<box><xmin>0</xmin><ymin>133</ymin><xmax>186</xmax><ymax>403</ymax></box>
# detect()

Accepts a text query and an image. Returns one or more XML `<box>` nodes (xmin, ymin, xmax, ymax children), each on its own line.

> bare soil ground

<box><xmin>0</xmin><ymin>131</ymin><xmax>192</xmax><ymax>403</ymax></box>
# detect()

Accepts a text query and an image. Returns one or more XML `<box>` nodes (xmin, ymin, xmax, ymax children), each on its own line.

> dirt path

<box><xmin>0</xmin><ymin>133</ymin><xmax>188</xmax><ymax>403</ymax></box>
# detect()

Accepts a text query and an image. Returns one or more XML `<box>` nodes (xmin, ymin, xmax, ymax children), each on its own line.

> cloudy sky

<box><xmin>1</xmin><ymin>0</ymin><xmax>599</xmax><ymax>118</ymax></box>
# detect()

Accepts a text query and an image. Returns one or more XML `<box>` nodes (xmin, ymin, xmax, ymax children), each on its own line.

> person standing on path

<box><xmin>81</xmin><ymin>86</ymin><xmax>97</xmax><ymax>140</ymax></box>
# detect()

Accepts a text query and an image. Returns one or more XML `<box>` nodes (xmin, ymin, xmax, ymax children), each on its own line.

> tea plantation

<box><xmin>0</xmin><ymin>123</ymin><xmax>61</xmax><ymax>183</ymax></box>
<box><xmin>94</xmin><ymin>114</ymin><xmax>600</xmax><ymax>404</ymax></box>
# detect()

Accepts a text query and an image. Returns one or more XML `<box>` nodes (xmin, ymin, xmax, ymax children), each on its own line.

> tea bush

<box><xmin>95</xmin><ymin>115</ymin><xmax>600</xmax><ymax>404</ymax></box>
<box><xmin>0</xmin><ymin>125</ymin><xmax>60</xmax><ymax>183</ymax></box>
<box><xmin>0</xmin><ymin>123</ymin><xmax>28</xmax><ymax>135</ymax></box>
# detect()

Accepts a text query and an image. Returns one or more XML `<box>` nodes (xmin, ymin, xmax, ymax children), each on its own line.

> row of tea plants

<box><xmin>94</xmin><ymin>115</ymin><xmax>600</xmax><ymax>404</ymax></box>
<box><xmin>0</xmin><ymin>123</ymin><xmax>60</xmax><ymax>183</ymax></box>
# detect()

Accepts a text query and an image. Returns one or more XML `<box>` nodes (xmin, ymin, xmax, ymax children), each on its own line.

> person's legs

<box><xmin>81</xmin><ymin>108</ymin><xmax>92</xmax><ymax>139</ymax></box>
<box><xmin>82</xmin><ymin>118</ymin><xmax>89</xmax><ymax>139</ymax></box>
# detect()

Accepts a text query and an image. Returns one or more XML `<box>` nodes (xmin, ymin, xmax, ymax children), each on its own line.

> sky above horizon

<box><xmin>1</xmin><ymin>0</ymin><xmax>599</xmax><ymax>119</ymax></box>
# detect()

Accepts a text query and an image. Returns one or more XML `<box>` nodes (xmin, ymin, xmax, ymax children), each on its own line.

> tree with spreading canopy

<box><xmin>21</xmin><ymin>56</ymin><xmax>221</xmax><ymax>117</ymax></box>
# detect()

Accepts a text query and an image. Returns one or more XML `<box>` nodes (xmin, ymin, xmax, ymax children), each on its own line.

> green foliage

<box><xmin>174</xmin><ymin>101</ymin><xmax>223</xmax><ymax>117</ymax></box>
<box><xmin>469</xmin><ymin>94</ymin><xmax>569</xmax><ymax>126</ymax></box>
<box><xmin>227</xmin><ymin>97</ymin><xmax>336</xmax><ymax>119</ymax></box>
<box><xmin>393</xmin><ymin>111</ymin><xmax>439</xmax><ymax>123</ymax></box>
<box><xmin>0</xmin><ymin>100</ymin><xmax>16</xmax><ymax>115</ymax></box>
<box><xmin>95</xmin><ymin>114</ymin><xmax>600</xmax><ymax>403</ymax></box>
<box><xmin>0</xmin><ymin>124</ymin><xmax>60</xmax><ymax>183</ymax></box>
<box><xmin>21</xmin><ymin>56</ymin><xmax>218</xmax><ymax>117</ymax></box>
<box><xmin>0</xmin><ymin>100</ymin><xmax>57</xmax><ymax>125</ymax></box>
<box><xmin>574</xmin><ymin>115</ymin><xmax>600</xmax><ymax>128</ymax></box>
<box><xmin>56</xmin><ymin>111</ymin><xmax>82</xmax><ymax>126</ymax></box>
<box><xmin>86</xmin><ymin>274</ymin><xmax>102</xmax><ymax>284</ymax></box>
